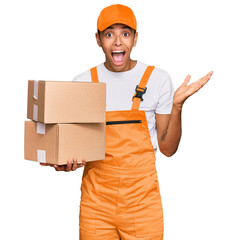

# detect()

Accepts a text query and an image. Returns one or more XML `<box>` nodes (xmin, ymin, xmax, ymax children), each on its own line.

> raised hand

<box><xmin>173</xmin><ymin>71</ymin><xmax>213</xmax><ymax>110</ymax></box>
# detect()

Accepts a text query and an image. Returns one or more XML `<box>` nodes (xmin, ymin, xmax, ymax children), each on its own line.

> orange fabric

<box><xmin>90</xmin><ymin>67</ymin><xmax>99</xmax><ymax>83</ymax></box>
<box><xmin>97</xmin><ymin>4</ymin><xmax>137</xmax><ymax>32</ymax></box>
<box><xmin>79</xmin><ymin>66</ymin><xmax>163</xmax><ymax>239</ymax></box>
<box><xmin>132</xmin><ymin>65</ymin><xmax>155</xmax><ymax>110</ymax></box>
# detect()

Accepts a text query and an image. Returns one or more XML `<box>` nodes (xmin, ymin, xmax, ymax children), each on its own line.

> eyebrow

<box><xmin>105</xmin><ymin>26</ymin><xmax>132</xmax><ymax>30</ymax></box>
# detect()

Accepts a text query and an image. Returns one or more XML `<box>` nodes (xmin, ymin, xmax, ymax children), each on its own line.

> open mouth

<box><xmin>111</xmin><ymin>50</ymin><xmax>126</xmax><ymax>65</ymax></box>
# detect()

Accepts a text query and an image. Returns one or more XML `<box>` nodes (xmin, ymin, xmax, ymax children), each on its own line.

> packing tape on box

<box><xmin>33</xmin><ymin>104</ymin><xmax>38</xmax><ymax>121</ymax></box>
<box><xmin>37</xmin><ymin>150</ymin><xmax>46</xmax><ymax>163</ymax></box>
<box><xmin>37</xmin><ymin>122</ymin><xmax>45</xmax><ymax>134</ymax></box>
<box><xmin>34</xmin><ymin>80</ymin><xmax>38</xmax><ymax>99</ymax></box>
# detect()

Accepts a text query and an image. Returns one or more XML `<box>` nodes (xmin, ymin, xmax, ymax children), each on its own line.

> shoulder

<box><xmin>152</xmin><ymin>67</ymin><xmax>172</xmax><ymax>83</ymax></box>
<box><xmin>138</xmin><ymin>61</ymin><xmax>171</xmax><ymax>80</ymax></box>
<box><xmin>72</xmin><ymin>69</ymin><xmax>91</xmax><ymax>82</ymax></box>
<box><xmin>72</xmin><ymin>63</ymin><xmax>104</xmax><ymax>82</ymax></box>
<box><xmin>152</xmin><ymin>68</ymin><xmax>173</xmax><ymax>91</ymax></box>
<box><xmin>140</xmin><ymin>63</ymin><xmax>175</xmax><ymax>108</ymax></box>
<box><xmin>138</xmin><ymin>62</ymin><xmax>173</xmax><ymax>89</ymax></box>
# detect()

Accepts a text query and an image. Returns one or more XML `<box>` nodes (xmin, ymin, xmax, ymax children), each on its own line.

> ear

<box><xmin>95</xmin><ymin>33</ymin><xmax>102</xmax><ymax>47</ymax></box>
<box><xmin>133</xmin><ymin>32</ymin><xmax>138</xmax><ymax>47</ymax></box>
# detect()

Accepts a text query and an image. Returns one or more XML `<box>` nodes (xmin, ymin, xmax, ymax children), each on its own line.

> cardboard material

<box><xmin>24</xmin><ymin>121</ymin><xmax>105</xmax><ymax>165</ymax></box>
<box><xmin>27</xmin><ymin>80</ymin><xmax>106</xmax><ymax>123</ymax></box>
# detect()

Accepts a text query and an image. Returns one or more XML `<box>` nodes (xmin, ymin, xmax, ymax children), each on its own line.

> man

<box><xmin>41</xmin><ymin>4</ymin><xmax>213</xmax><ymax>240</ymax></box>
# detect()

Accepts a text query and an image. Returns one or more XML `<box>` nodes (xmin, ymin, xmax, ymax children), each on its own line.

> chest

<box><xmin>103</xmin><ymin>79</ymin><xmax>157</xmax><ymax>112</ymax></box>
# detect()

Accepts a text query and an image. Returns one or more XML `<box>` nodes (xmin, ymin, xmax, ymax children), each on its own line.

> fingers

<box><xmin>54</xmin><ymin>164</ymin><xmax>65</xmax><ymax>171</ymax></box>
<box><xmin>174</xmin><ymin>70</ymin><xmax>213</xmax><ymax>106</ymax></box>
<box><xmin>182</xmin><ymin>75</ymin><xmax>191</xmax><ymax>87</ymax></box>
<box><xmin>206</xmin><ymin>70</ymin><xmax>214</xmax><ymax>82</ymax></box>
<box><xmin>66</xmin><ymin>160</ymin><xmax>73</xmax><ymax>172</ymax></box>
<box><xmin>71</xmin><ymin>158</ymin><xmax>86</xmax><ymax>171</ymax></box>
<box><xmin>52</xmin><ymin>158</ymin><xmax>87</xmax><ymax>172</ymax></box>
<box><xmin>202</xmin><ymin>71</ymin><xmax>214</xmax><ymax>81</ymax></box>
<box><xmin>40</xmin><ymin>163</ymin><xmax>49</xmax><ymax>166</ymax></box>
<box><xmin>72</xmin><ymin>158</ymin><xmax>78</xmax><ymax>171</ymax></box>
<box><xmin>74</xmin><ymin>158</ymin><xmax>87</xmax><ymax>170</ymax></box>
<box><xmin>188</xmin><ymin>70</ymin><xmax>214</xmax><ymax>92</ymax></box>
<box><xmin>200</xmin><ymin>71</ymin><xmax>213</xmax><ymax>86</ymax></box>
<box><xmin>183</xmin><ymin>71</ymin><xmax>213</xmax><ymax>89</ymax></box>
<box><xmin>208</xmin><ymin>70</ymin><xmax>214</xmax><ymax>76</ymax></box>
<box><xmin>82</xmin><ymin>158</ymin><xmax>86</xmax><ymax>165</ymax></box>
<box><xmin>40</xmin><ymin>162</ymin><xmax>64</xmax><ymax>171</ymax></box>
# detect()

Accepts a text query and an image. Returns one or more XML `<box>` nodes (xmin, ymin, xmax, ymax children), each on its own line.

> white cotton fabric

<box><xmin>72</xmin><ymin>61</ymin><xmax>174</xmax><ymax>153</ymax></box>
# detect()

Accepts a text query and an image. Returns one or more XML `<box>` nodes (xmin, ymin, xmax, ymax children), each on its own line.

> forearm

<box><xmin>159</xmin><ymin>104</ymin><xmax>182</xmax><ymax>157</ymax></box>
<box><xmin>158</xmin><ymin>70</ymin><xmax>213</xmax><ymax>157</ymax></box>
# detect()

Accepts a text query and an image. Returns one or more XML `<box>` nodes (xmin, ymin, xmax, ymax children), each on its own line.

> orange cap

<box><xmin>97</xmin><ymin>4</ymin><xmax>137</xmax><ymax>32</ymax></box>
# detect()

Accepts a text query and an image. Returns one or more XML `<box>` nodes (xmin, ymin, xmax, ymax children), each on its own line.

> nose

<box><xmin>113</xmin><ymin>34</ymin><xmax>122</xmax><ymax>47</ymax></box>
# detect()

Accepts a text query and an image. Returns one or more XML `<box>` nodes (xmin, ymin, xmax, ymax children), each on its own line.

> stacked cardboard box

<box><xmin>24</xmin><ymin>80</ymin><xmax>106</xmax><ymax>165</ymax></box>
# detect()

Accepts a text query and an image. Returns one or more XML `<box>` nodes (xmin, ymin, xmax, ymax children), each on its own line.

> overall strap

<box><xmin>131</xmin><ymin>66</ymin><xmax>155</xmax><ymax>110</ymax></box>
<box><xmin>90</xmin><ymin>67</ymin><xmax>99</xmax><ymax>82</ymax></box>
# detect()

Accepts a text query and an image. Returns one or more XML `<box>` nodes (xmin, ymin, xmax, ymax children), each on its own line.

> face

<box><xmin>96</xmin><ymin>24</ymin><xmax>138</xmax><ymax>72</ymax></box>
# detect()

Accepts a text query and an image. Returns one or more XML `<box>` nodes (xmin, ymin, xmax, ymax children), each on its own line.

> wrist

<box><xmin>172</xmin><ymin>102</ymin><xmax>182</xmax><ymax>114</ymax></box>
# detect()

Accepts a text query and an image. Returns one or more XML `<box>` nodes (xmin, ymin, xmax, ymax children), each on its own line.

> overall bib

<box><xmin>79</xmin><ymin>66</ymin><xmax>164</xmax><ymax>240</ymax></box>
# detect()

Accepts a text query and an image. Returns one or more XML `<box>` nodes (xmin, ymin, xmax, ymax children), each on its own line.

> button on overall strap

<box><xmin>131</xmin><ymin>66</ymin><xmax>155</xmax><ymax>110</ymax></box>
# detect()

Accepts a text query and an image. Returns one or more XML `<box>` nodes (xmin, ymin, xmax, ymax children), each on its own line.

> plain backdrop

<box><xmin>1</xmin><ymin>0</ymin><xmax>236</xmax><ymax>239</ymax></box>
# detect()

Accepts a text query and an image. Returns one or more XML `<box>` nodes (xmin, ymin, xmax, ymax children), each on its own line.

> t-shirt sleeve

<box><xmin>155</xmin><ymin>72</ymin><xmax>174</xmax><ymax>114</ymax></box>
<box><xmin>72</xmin><ymin>70</ymin><xmax>91</xmax><ymax>82</ymax></box>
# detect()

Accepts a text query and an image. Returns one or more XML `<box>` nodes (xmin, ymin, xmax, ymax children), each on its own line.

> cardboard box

<box><xmin>24</xmin><ymin>121</ymin><xmax>105</xmax><ymax>165</ymax></box>
<box><xmin>27</xmin><ymin>80</ymin><xmax>106</xmax><ymax>123</ymax></box>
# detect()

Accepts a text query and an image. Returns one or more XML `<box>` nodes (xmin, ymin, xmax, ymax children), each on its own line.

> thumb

<box><xmin>82</xmin><ymin>158</ymin><xmax>87</xmax><ymax>165</ymax></box>
<box><xmin>181</xmin><ymin>75</ymin><xmax>191</xmax><ymax>87</ymax></box>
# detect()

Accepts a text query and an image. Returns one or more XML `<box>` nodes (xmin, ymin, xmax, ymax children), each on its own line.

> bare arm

<box><xmin>156</xmin><ymin>71</ymin><xmax>213</xmax><ymax>157</ymax></box>
<box><xmin>156</xmin><ymin>108</ymin><xmax>181</xmax><ymax>157</ymax></box>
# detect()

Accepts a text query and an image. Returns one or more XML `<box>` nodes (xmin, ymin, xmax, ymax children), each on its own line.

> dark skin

<box><xmin>41</xmin><ymin>23</ymin><xmax>213</xmax><ymax>170</ymax></box>
<box><xmin>156</xmin><ymin>72</ymin><xmax>213</xmax><ymax>156</ymax></box>
<box><xmin>95</xmin><ymin>24</ymin><xmax>138</xmax><ymax>72</ymax></box>
<box><xmin>40</xmin><ymin>158</ymin><xmax>86</xmax><ymax>171</ymax></box>
<box><xmin>96</xmin><ymin>24</ymin><xmax>213</xmax><ymax>157</ymax></box>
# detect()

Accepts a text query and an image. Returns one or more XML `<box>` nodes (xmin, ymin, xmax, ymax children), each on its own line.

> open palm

<box><xmin>173</xmin><ymin>71</ymin><xmax>213</xmax><ymax>109</ymax></box>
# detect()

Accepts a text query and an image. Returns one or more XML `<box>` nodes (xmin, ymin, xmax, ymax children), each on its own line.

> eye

<box><xmin>106</xmin><ymin>32</ymin><xmax>112</xmax><ymax>37</ymax></box>
<box><xmin>123</xmin><ymin>32</ymin><xmax>129</xmax><ymax>37</ymax></box>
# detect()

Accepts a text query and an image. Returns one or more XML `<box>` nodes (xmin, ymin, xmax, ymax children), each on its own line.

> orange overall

<box><xmin>79</xmin><ymin>66</ymin><xmax>164</xmax><ymax>240</ymax></box>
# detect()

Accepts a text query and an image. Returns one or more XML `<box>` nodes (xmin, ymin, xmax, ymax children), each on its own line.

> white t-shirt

<box><xmin>72</xmin><ymin>61</ymin><xmax>174</xmax><ymax>154</ymax></box>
